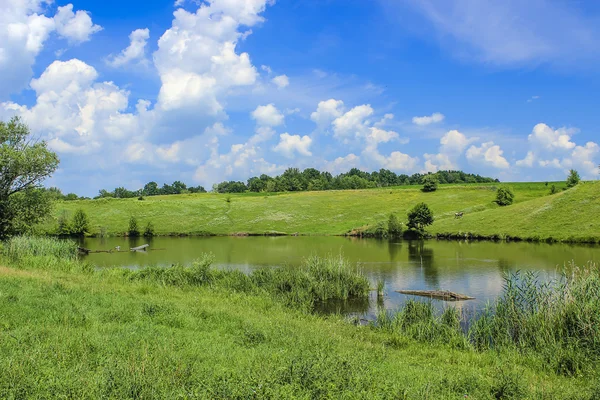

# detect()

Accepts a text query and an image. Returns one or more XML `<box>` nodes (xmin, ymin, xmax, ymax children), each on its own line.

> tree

<box><xmin>71</xmin><ymin>209</ymin><xmax>90</xmax><ymax>237</ymax></box>
<box><xmin>0</xmin><ymin>117</ymin><xmax>59</xmax><ymax>237</ymax></box>
<box><xmin>566</xmin><ymin>169</ymin><xmax>580</xmax><ymax>188</ymax></box>
<box><xmin>495</xmin><ymin>187</ymin><xmax>514</xmax><ymax>206</ymax></box>
<box><xmin>143</xmin><ymin>181</ymin><xmax>160</xmax><ymax>196</ymax></box>
<box><xmin>128</xmin><ymin>216</ymin><xmax>140</xmax><ymax>237</ymax></box>
<box><xmin>422</xmin><ymin>174</ymin><xmax>439</xmax><ymax>192</ymax></box>
<box><xmin>143</xmin><ymin>222</ymin><xmax>155</xmax><ymax>237</ymax></box>
<box><xmin>388</xmin><ymin>213</ymin><xmax>402</xmax><ymax>237</ymax></box>
<box><xmin>407</xmin><ymin>203</ymin><xmax>434</xmax><ymax>232</ymax></box>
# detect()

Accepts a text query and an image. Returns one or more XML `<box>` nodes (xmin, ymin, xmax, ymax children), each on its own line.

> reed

<box><xmin>3</xmin><ymin>236</ymin><xmax>78</xmax><ymax>261</ymax></box>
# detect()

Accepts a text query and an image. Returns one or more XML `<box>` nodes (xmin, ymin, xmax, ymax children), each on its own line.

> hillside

<box><xmin>43</xmin><ymin>181</ymin><xmax>600</xmax><ymax>242</ymax></box>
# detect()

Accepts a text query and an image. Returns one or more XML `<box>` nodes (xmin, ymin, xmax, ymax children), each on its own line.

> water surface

<box><xmin>79</xmin><ymin>236</ymin><xmax>600</xmax><ymax>317</ymax></box>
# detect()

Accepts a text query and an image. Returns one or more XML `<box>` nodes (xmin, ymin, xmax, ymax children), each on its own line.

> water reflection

<box><xmin>78</xmin><ymin>236</ymin><xmax>600</xmax><ymax>317</ymax></box>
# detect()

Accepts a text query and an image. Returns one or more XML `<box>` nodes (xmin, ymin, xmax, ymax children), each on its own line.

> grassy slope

<box><xmin>0</xmin><ymin>264</ymin><xmax>595</xmax><ymax>399</ymax></box>
<box><xmin>44</xmin><ymin>181</ymin><xmax>600</xmax><ymax>241</ymax></box>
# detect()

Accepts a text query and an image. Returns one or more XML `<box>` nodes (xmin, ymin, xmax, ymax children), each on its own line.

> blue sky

<box><xmin>1</xmin><ymin>0</ymin><xmax>599</xmax><ymax>196</ymax></box>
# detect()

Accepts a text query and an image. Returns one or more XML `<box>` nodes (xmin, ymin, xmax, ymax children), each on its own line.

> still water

<box><xmin>79</xmin><ymin>236</ymin><xmax>600</xmax><ymax>316</ymax></box>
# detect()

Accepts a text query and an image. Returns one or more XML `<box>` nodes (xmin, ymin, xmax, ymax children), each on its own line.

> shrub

<box><xmin>57</xmin><ymin>211</ymin><xmax>71</xmax><ymax>235</ymax></box>
<box><xmin>549</xmin><ymin>184</ymin><xmax>558</xmax><ymax>195</ymax></box>
<box><xmin>144</xmin><ymin>222</ymin><xmax>155</xmax><ymax>237</ymax></box>
<box><xmin>128</xmin><ymin>216</ymin><xmax>140</xmax><ymax>237</ymax></box>
<box><xmin>407</xmin><ymin>203</ymin><xmax>434</xmax><ymax>232</ymax></box>
<box><xmin>71</xmin><ymin>209</ymin><xmax>90</xmax><ymax>237</ymax></box>
<box><xmin>387</xmin><ymin>213</ymin><xmax>402</xmax><ymax>237</ymax></box>
<box><xmin>566</xmin><ymin>169</ymin><xmax>580</xmax><ymax>188</ymax></box>
<box><xmin>495</xmin><ymin>187</ymin><xmax>514</xmax><ymax>206</ymax></box>
<box><xmin>421</xmin><ymin>175</ymin><xmax>438</xmax><ymax>192</ymax></box>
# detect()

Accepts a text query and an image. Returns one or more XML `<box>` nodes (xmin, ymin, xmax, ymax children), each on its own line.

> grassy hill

<box><xmin>43</xmin><ymin>181</ymin><xmax>600</xmax><ymax>242</ymax></box>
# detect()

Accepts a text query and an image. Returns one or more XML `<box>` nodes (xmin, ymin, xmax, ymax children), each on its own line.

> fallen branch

<box><xmin>396</xmin><ymin>290</ymin><xmax>475</xmax><ymax>301</ymax></box>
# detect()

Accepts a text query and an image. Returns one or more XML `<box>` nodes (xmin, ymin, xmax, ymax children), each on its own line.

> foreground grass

<box><xmin>1</xmin><ymin>262</ymin><xmax>598</xmax><ymax>399</ymax></box>
<box><xmin>42</xmin><ymin>181</ymin><xmax>600</xmax><ymax>242</ymax></box>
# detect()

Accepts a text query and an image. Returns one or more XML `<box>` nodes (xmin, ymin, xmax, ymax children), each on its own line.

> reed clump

<box><xmin>127</xmin><ymin>254</ymin><xmax>370</xmax><ymax>310</ymax></box>
<box><xmin>3</xmin><ymin>236</ymin><xmax>78</xmax><ymax>261</ymax></box>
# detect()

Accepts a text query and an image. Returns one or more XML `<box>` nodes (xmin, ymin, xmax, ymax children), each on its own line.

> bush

<box><xmin>388</xmin><ymin>213</ymin><xmax>402</xmax><ymax>237</ymax></box>
<box><xmin>496</xmin><ymin>187</ymin><xmax>514</xmax><ymax>206</ymax></box>
<box><xmin>407</xmin><ymin>203</ymin><xmax>434</xmax><ymax>232</ymax></box>
<box><xmin>144</xmin><ymin>222</ymin><xmax>155</xmax><ymax>237</ymax></box>
<box><xmin>550</xmin><ymin>184</ymin><xmax>558</xmax><ymax>195</ymax></box>
<box><xmin>128</xmin><ymin>216</ymin><xmax>140</xmax><ymax>237</ymax></box>
<box><xmin>566</xmin><ymin>169</ymin><xmax>580</xmax><ymax>188</ymax></box>
<box><xmin>71</xmin><ymin>209</ymin><xmax>90</xmax><ymax>236</ymax></box>
<box><xmin>57</xmin><ymin>211</ymin><xmax>71</xmax><ymax>235</ymax></box>
<box><xmin>421</xmin><ymin>175</ymin><xmax>438</xmax><ymax>192</ymax></box>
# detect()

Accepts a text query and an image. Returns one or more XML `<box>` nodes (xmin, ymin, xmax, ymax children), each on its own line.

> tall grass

<box><xmin>376</xmin><ymin>262</ymin><xmax>600</xmax><ymax>375</ymax></box>
<box><xmin>470</xmin><ymin>263</ymin><xmax>600</xmax><ymax>375</ymax></box>
<box><xmin>128</xmin><ymin>254</ymin><xmax>370</xmax><ymax>310</ymax></box>
<box><xmin>3</xmin><ymin>236</ymin><xmax>78</xmax><ymax>261</ymax></box>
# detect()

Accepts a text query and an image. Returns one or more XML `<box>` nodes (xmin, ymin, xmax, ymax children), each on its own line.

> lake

<box><xmin>79</xmin><ymin>236</ymin><xmax>600</xmax><ymax>317</ymax></box>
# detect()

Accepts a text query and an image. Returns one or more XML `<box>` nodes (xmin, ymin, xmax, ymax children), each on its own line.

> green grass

<box><xmin>41</xmin><ymin>181</ymin><xmax>600</xmax><ymax>242</ymax></box>
<box><xmin>1</xmin><ymin>256</ymin><xmax>599</xmax><ymax>398</ymax></box>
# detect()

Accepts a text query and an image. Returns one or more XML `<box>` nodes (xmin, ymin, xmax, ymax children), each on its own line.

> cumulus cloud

<box><xmin>412</xmin><ymin>112</ymin><xmax>445</xmax><ymax>126</ymax></box>
<box><xmin>53</xmin><ymin>4</ymin><xmax>102</xmax><ymax>44</ymax></box>
<box><xmin>0</xmin><ymin>0</ymin><xmax>101</xmax><ymax>98</ymax></box>
<box><xmin>423</xmin><ymin>130</ymin><xmax>477</xmax><ymax>172</ymax></box>
<box><xmin>107</xmin><ymin>28</ymin><xmax>150</xmax><ymax>67</ymax></box>
<box><xmin>153</xmin><ymin>0</ymin><xmax>273</xmax><ymax>113</ymax></box>
<box><xmin>332</xmin><ymin>105</ymin><xmax>373</xmax><ymax>140</ymax></box>
<box><xmin>310</xmin><ymin>99</ymin><xmax>345</xmax><ymax>129</ymax></box>
<box><xmin>251</xmin><ymin>104</ymin><xmax>284</xmax><ymax>126</ymax></box>
<box><xmin>273</xmin><ymin>133</ymin><xmax>312</xmax><ymax>158</ymax></box>
<box><xmin>1</xmin><ymin>59</ymin><xmax>147</xmax><ymax>157</ymax></box>
<box><xmin>528</xmin><ymin>123</ymin><xmax>577</xmax><ymax>151</ymax></box>
<box><xmin>272</xmin><ymin>74</ymin><xmax>289</xmax><ymax>89</ymax></box>
<box><xmin>466</xmin><ymin>142</ymin><xmax>510</xmax><ymax>169</ymax></box>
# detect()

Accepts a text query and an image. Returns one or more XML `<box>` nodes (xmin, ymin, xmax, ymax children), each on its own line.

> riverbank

<box><xmin>42</xmin><ymin>181</ymin><xmax>600</xmax><ymax>244</ymax></box>
<box><xmin>1</xmin><ymin>241</ymin><xmax>599</xmax><ymax>398</ymax></box>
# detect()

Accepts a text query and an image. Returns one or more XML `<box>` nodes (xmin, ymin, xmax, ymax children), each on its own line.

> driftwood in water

<box><xmin>78</xmin><ymin>247</ymin><xmax>91</xmax><ymax>255</ymax></box>
<box><xmin>130</xmin><ymin>244</ymin><xmax>150</xmax><ymax>252</ymax></box>
<box><xmin>396</xmin><ymin>290</ymin><xmax>475</xmax><ymax>301</ymax></box>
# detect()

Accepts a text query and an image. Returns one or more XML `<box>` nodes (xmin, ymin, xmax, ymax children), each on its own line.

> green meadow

<box><xmin>2</xmin><ymin>238</ymin><xmax>600</xmax><ymax>399</ymax></box>
<box><xmin>44</xmin><ymin>181</ymin><xmax>600</xmax><ymax>242</ymax></box>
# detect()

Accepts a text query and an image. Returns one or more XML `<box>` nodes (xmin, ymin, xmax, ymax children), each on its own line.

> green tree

<box><xmin>496</xmin><ymin>187</ymin><xmax>515</xmax><ymax>206</ymax></box>
<box><xmin>71</xmin><ymin>209</ymin><xmax>90</xmax><ymax>237</ymax></box>
<box><xmin>566</xmin><ymin>169</ymin><xmax>580</xmax><ymax>188</ymax></box>
<box><xmin>388</xmin><ymin>213</ymin><xmax>402</xmax><ymax>237</ymax></box>
<box><xmin>549</xmin><ymin>185</ymin><xmax>558</xmax><ymax>195</ymax></box>
<box><xmin>128</xmin><ymin>216</ymin><xmax>140</xmax><ymax>237</ymax></box>
<box><xmin>407</xmin><ymin>203</ymin><xmax>434</xmax><ymax>232</ymax></box>
<box><xmin>0</xmin><ymin>117</ymin><xmax>59</xmax><ymax>237</ymax></box>
<box><xmin>421</xmin><ymin>174</ymin><xmax>439</xmax><ymax>192</ymax></box>
<box><xmin>143</xmin><ymin>221</ymin><xmax>155</xmax><ymax>237</ymax></box>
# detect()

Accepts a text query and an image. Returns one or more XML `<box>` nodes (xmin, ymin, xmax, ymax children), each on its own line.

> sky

<box><xmin>1</xmin><ymin>0</ymin><xmax>599</xmax><ymax>196</ymax></box>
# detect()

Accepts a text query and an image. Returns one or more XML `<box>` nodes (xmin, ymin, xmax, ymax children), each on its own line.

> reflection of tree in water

<box><xmin>387</xmin><ymin>240</ymin><xmax>401</xmax><ymax>262</ymax></box>
<box><xmin>408</xmin><ymin>241</ymin><xmax>438</xmax><ymax>287</ymax></box>
<box><xmin>497</xmin><ymin>258</ymin><xmax>516</xmax><ymax>274</ymax></box>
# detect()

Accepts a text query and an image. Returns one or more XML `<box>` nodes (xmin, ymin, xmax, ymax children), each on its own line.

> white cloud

<box><xmin>153</xmin><ymin>0</ymin><xmax>273</xmax><ymax>113</ymax></box>
<box><xmin>273</xmin><ymin>133</ymin><xmax>312</xmax><ymax>158</ymax></box>
<box><xmin>412</xmin><ymin>112</ymin><xmax>445</xmax><ymax>126</ymax></box>
<box><xmin>399</xmin><ymin>0</ymin><xmax>600</xmax><ymax>67</ymax></box>
<box><xmin>423</xmin><ymin>130</ymin><xmax>476</xmax><ymax>172</ymax></box>
<box><xmin>310</xmin><ymin>99</ymin><xmax>345</xmax><ymax>128</ymax></box>
<box><xmin>528</xmin><ymin>123</ymin><xmax>576</xmax><ymax>151</ymax></box>
<box><xmin>174</xmin><ymin>0</ymin><xmax>185</xmax><ymax>6</ymax></box>
<box><xmin>53</xmin><ymin>4</ymin><xmax>102</xmax><ymax>44</ymax></box>
<box><xmin>516</xmin><ymin>151</ymin><xmax>535</xmax><ymax>167</ymax></box>
<box><xmin>272</xmin><ymin>74</ymin><xmax>289</xmax><ymax>89</ymax></box>
<box><xmin>527</xmin><ymin>95</ymin><xmax>541</xmax><ymax>103</ymax></box>
<box><xmin>332</xmin><ymin>104</ymin><xmax>373</xmax><ymax>140</ymax></box>
<box><xmin>107</xmin><ymin>28</ymin><xmax>150</xmax><ymax>67</ymax></box>
<box><xmin>251</xmin><ymin>104</ymin><xmax>284</xmax><ymax>126</ymax></box>
<box><xmin>0</xmin><ymin>1</ymin><xmax>101</xmax><ymax>98</ymax></box>
<box><xmin>1</xmin><ymin>59</ymin><xmax>147</xmax><ymax>157</ymax></box>
<box><xmin>367</xmin><ymin>127</ymin><xmax>399</xmax><ymax>144</ymax></box>
<box><xmin>466</xmin><ymin>142</ymin><xmax>510</xmax><ymax>169</ymax></box>
<box><xmin>324</xmin><ymin>153</ymin><xmax>361</xmax><ymax>174</ymax></box>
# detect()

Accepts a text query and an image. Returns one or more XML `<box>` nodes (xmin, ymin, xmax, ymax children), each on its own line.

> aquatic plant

<box><xmin>3</xmin><ymin>236</ymin><xmax>78</xmax><ymax>261</ymax></box>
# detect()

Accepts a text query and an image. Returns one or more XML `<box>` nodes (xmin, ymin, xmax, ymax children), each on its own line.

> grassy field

<box><xmin>2</xmin><ymin>247</ymin><xmax>600</xmax><ymax>399</ymax></box>
<box><xmin>42</xmin><ymin>181</ymin><xmax>600</xmax><ymax>242</ymax></box>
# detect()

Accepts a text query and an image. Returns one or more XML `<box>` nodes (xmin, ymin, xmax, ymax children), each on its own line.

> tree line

<box><xmin>213</xmin><ymin>168</ymin><xmax>499</xmax><ymax>194</ymax></box>
<box><xmin>96</xmin><ymin>181</ymin><xmax>207</xmax><ymax>199</ymax></box>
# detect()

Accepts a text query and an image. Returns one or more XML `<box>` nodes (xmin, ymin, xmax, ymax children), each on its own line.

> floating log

<box><xmin>77</xmin><ymin>247</ymin><xmax>91</xmax><ymax>255</ymax></box>
<box><xmin>396</xmin><ymin>290</ymin><xmax>475</xmax><ymax>301</ymax></box>
<box><xmin>130</xmin><ymin>244</ymin><xmax>150</xmax><ymax>252</ymax></box>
